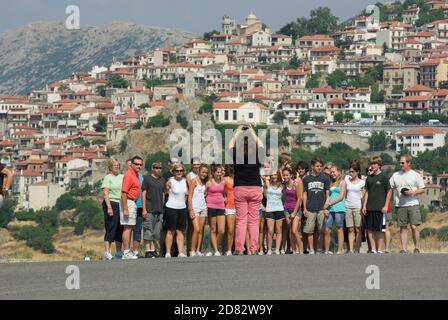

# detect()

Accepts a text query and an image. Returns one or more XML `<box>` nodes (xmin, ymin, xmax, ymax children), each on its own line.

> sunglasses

<box><xmin>133</xmin><ymin>163</ymin><xmax>143</xmax><ymax>167</ymax></box>
<box><xmin>153</xmin><ymin>166</ymin><xmax>162</xmax><ymax>169</ymax></box>
<box><xmin>400</xmin><ymin>162</ymin><xmax>406</xmax><ymax>165</ymax></box>
<box><xmin>175</xmin><ymin>170</ymin><xmax>184</xmax><ymax>173</ymax></box>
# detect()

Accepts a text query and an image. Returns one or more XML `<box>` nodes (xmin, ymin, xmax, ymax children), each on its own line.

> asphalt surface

<box><xmin>1</xmin><ymin>254</ymin><xmax>447</xmax><ymax>300</ymax></box>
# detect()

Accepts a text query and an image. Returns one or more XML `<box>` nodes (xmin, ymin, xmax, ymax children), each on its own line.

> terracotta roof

<box><xmin>15</xmin><ymin>170</ymin><xmax>41</xmax><ymax>177</ymax></box>
<box><xmin>148</xmin><ymin>100</ymin><xmax>169</xmax><ymax>107</ymax></box>
<box><xmin>79</xmin><ymin>130</ymin><xmax>106</xmax><ymax>136</ymax></box>
<box><xmin>0</xmin><ymin>140</ymin><xmax>15</xmax><ymax>146</ymax></box>
<box><xmin>298</xmin><ymin>35</ymin><xmax>333</xmax><ymax>41</ymax></box>
<box><xmin>327</xmin><ymin>98</ymin><xmax>346</xmax><ymax>104</ymax></box>
<box><xmin>399</xmin><ymin>95</ymin><xmax>432</xmax><ymax>101</ymax></box>
<box><xmin>213</xmin><ymin>102</ymin><xmax>268</xmax><ymax>110</ymax></box>
<box><xmin>241</xmin><ymin>69</ymin><xmax>261</xmax><ymax>75</ymax></box>
<box><xmin>281</xmin><ymin>69</ymin><xmax>307</xmax><ymax>76</ymax></box>
<box><xmin>403</xmin><ymin>85</ymin><xmax>434</xmax><ymax>92</ymax></box>
<box><xmin>172</xmin><ymin>63</ymin><xmax>203</xmax><ymax>68</ymax></box>
<box><xmin>310</xmin><ymin>45</ymin><xmax>340</xmax><ymax>52</ymax></box>
<box><xmin>397</xmin><ymin>128</ymin><xmax>446</xmax><ymax>136</ymax></box>
<box><xmin>312</xmin><ymin>88</ymin><xmax>340</xmax><ymax>94</ymax></box>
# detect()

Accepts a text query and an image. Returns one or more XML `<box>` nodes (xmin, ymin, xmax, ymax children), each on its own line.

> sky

<box><xmin>0</xmin><ymin>0</ymin><xmax>389</xmax><ymax>34</ymax></box>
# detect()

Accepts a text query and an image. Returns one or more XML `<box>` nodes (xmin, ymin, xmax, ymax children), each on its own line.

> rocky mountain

<box><xmin>0</xmin><ymin>21</ymin><xmax>197</xmax><ymax>95</ymax></box>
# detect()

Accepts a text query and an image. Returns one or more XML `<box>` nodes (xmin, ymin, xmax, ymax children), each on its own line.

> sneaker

<box><xmin>316</xmin><ymin>249</ymin><xmax>324</xmax><ymax>255</ymax></box>
<box><xmin>122</xmin><ymin>250</ymin><xmax>138</xmax><ymax>260</ymax></box>
<box><xmin>225</xmin><ymin>251</ymin><xmax>232</xmax><ymax>256</ymax></box>
<box><xmin>370</xmin><ymin>250</ymin><xmax>377</xmax><ymax>254</ymax></box>
<box><xmin>104</xmin><ymin>252</ymin><xmax>113</xmax><ymax>260</ymax></box>
<box><xmin>325</xmin><ymin>251</ymin><xmax>333</xmax><ymax>255</ymax></box>
<box><xmin>280</xmin><ymin>250</ymin><xmax>286</xmax><ymax>255</ymax></box>
<box><xmin>189</xmin><ymin>251</ymin><xmax>197</xmax><ymax>257</ymax></box>
<box><xmin>377</xmin><ymin>251</ymin><xmax>384</xmax><ymax>254</ymax></box>
<box><xmin>308</xmin><ymin>249</ymin><xmax>315</xmax><ymax>255</ymax></box>
<box><xmin>214</xmin><ymin>251</ymin><xmax>221</xmax><ymax>257</ymax></box>
<box><xmin>196</xmin><ymin>251</ymin><xmax>203</xmax><ymax>257</ymax></box>
<box><xmin>258</xmin><ymin>251</ymin><xmax>264</xmax><ymax>256</ymax></box>
<box><xmin>413</xmin><ymin>248</ymin><xmax>420</xmax><ymax>254</ymax></box>
<box><xmin>144</xmin><ymin>251</ymin><xmax>155</xmax><ymax>258</ymax></box>
<box><xmin>165</xmin><ymin>253</ymin><xmax>171</xmax><ymax>258</ymax></box>
<box><xmin>399</xmin><ymin>250</ymin><xmax>408</xmax><ymax>254</ymax></box>
<box><xmin>178</xmin><ymin>253</ymin><xmax>187</xmax><ymax>258</ymax></box>
<box><xmin>206</xmin><ymin>251</ymin><xmax>213</xmax><ymax>257</ymax></box>
<box><xmin>132</xmin><ymin>251</ymin><xmax>139</xmax><ymax>258</ymax></box>
<box><xmin>266</xmin><ymin>250</ymin><xmax>272</xmax><ymax>255</ymax></box>
<box><xmin>115</xmin><ymin>251</ymin><xmax>123</xmax><ymax>259</ymax></box>
<box><xmin>274</xmin><ymin>250</ymin><xmax>281</xmax><ymax>255</ymax></box>
<box><xmin>303</xmin><ymin>250</ymin><xmax>309</xmax><ymax>254</ymax></box>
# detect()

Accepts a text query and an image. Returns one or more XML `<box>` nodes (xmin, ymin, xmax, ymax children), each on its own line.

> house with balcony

<box><xmin>396</xmin><ymin>128</ymin><xmax>446</xmax><ymax>156</ymax></box>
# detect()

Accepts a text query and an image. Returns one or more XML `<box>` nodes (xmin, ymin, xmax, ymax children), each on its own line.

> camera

<box><xmin>242</xmin><ymin>125</ymin><xmax>249</xmax><ymax>131</ymax></box>
<box><xmin>400</xmin><ymin>187</ymin><xmax>410</xmax><ymax>195</ymax></box>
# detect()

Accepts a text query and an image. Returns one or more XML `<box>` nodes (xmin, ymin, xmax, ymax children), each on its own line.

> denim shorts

<box><xmin>325</xmin><ymin>212</ymin><xmax>345</xmax><ymax>228</ymax></box>
<box><xmin>133</xmin><ymin>208</ymin><xmax>143</xmax><ymax>241</ymax></box>
<box><xmin>284</xmin><ymin>208</ymin><xmax>302</xmax><ymax>218</ymax></box>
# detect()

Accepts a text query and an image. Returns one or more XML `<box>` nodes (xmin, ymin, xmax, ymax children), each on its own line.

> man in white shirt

<box><xmin>389</xmin><ymin>155</ymin><xmax>425</xmax><ymax>254</ymax></box>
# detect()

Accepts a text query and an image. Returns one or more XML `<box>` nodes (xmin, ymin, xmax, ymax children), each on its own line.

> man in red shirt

<box><xmin>121</xmin><ymin>156</ymin><xmax>143</xmax><ymax>260</ymax></box>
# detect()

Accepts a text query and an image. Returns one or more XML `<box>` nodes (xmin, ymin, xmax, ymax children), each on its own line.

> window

<box><xmin>224</xmin><ymin>110</ymin><xmax>229</xmax><ymax>120</ymax></box>
<box><xmin>248</xmin><ymin>112</ymin><xmax>253</xmax><ymax>119</ymax></box>
<box><xmin>215</xmin><ymin>110</ymin><xmax>219</xmax><ymax>120</ymax></box>
<box><xmin>233</xmin><ymin>110</ymin><xmax>237</xmax><ymax>120</ymax></box>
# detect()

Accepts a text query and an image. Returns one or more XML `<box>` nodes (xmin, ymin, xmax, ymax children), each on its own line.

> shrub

<box><xmin>0</xmin><ymin>199</ymin><xmax>16</xmax><ymax>228</ymax></box>
<box><xmin>15</xmin><ymin>210</ymin><xmax>37</xmax><ymax>221</ymax></box>
<box><xmin>17</xmin><ymin>225</ymin><xmax>55</xmax><ymax>254</ymax></box>
<box><xmin>35</xmin><ymin>209</ymin><xmax>59</xmax><ymax>229</ymax></box>
<box><xmin>55</xmin><ymin>193</ymin><xmax>77</xmax><ymax>211</ymax></box>
<box><xmin>420</xmin><ymin>228</ymin><xmax>437</xmax><ymax>239</ymax></box>
<box><xmin>73</xmin><ymin>199</ymin><xmax>103</xmax><ymax>235</ymax></box>
<box><xmin>436</xmin><ymin>226</ymin><xmax>448</xmax><ymax>241</ymax></box>
<box><xmin>146</xmin><ymin>114</ymin><xmax>170</xmax><ymax>128</ymax></box>
<box><xmin>176</xmin><ymin>112</ymin><xmax>189</xmax><ymax>129</ymax></box>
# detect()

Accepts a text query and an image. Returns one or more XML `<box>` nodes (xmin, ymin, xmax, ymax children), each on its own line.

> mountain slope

<box><xmin>0</xmin><ymin>21</ymin><xmax>197</xmax><ymax>95</ymax></box>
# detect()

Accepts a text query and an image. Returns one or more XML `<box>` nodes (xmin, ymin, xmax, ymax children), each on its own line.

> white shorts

<box><xmin>120</xmin><ymin>199</ymin><xmax>137</xmax><ymax>226</ymax></box>
<box><xmin>225</xmin><ymin>209</ymin><xmax>236</xmax><ymax>216</ymax></box>
<box><xmin>193</xmin><ymin>208</ymin><xmax>208</xmax><ymax>218</ymax></box>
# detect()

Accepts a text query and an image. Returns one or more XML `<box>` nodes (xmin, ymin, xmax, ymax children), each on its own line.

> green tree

<box><xmin>272</xmin><ymin>111</ymin><xmax>287</xmax><ymax>124</ymax></box>
<box><xmin>371</xmin><ymin>83</ymin><xmax>385</xmax><ymax>103</ymax></box>
<box><xmin>326</xmin><ymin>69</ymin><xmax>348</xmax><ymax>89</ymax></box>
<box><xmin>96</xmin><ymin>85</ymin><xmax>106</xmax><ymax>97</ymax></box>
<box><xmin>306</xmin><ymin>74</ymin><xmax>320</xmax><ymax>88</ymax></box>
<box><xmin>176</xmin><ymin>112</ymin><xmax>189</xmax><ymax>129</ymax></box>
<box><xmin>203</xmin><ymin>29</ymin><xmax>219</xmax><ymax>40</ymax></box>
<box><xmin>55</xmin><ymin>193</ymin><xmax>77</xmax><ymax>212</ymax></box>
<box><xmin>361</xmin><ymin>112</ymin><xmax>370</xmax><ymax>118</ymax></box>
<box><xmin>94</xmin><ymin>114</ymin><xmax>107</xmax><ymax>132</ymax></box>
<box><xmin>313</xmin><ymin>116</ymin><xmax>326</xmax><ymax>123</ymax></box>
<box><xmin>146</xmin><ymin>114</ymin><xmax>170</xmax><ymax>128</ymax></box>
<box><xmin>289</xmin><ymin>52</ymin><xmax>300</xmax><ymax>69</ymax></box>
<box><xmin>74</xmin><ymin>200</ymin><xmax>103</xmax><ymax>235</ymax></box>
<box><xmin>0</xmin><ymin>199</ymin><xmax>16</xmax><ymax>228</ymax></box>
<box><xmin>344</xmin><ymin>111</ymin><xmax>354</xmax><ymax>122</ymax></box>
<box><xmin>120</xmin><ymin>139</ymin><xmax>127</xmax><ymax>153</ymax></box>
<box><xmin>300</xmin><ymin>112</ymin><xmax>311</xmax><ymax>123</ymax></box>
<box><xmin>132</xmin><ymin>121</ymin><xmax>143</xmax><ymax>130</ymax></box>
<box><xmin>107</xmin><ymin>74</ymin><xmax>129</xmax><ymax>89</ymax></box>
<box><xmin>334</xmin><ymin>112</ymin><xmax>344</xmax><ymax>123</ymax></box>
<box><xmin>338</xmin><ymin>48</ymin><xmax>346</xmax><ymax>60</ymax></box>
<box><xmin>380</xmin><ymin>152</ymin><xmax>394</xmax><ymax>165</ymax></box>
<box><xmin>368</xmin><ymin>131</ymin><xmax>388</xmax><ymax>152</ymax></box>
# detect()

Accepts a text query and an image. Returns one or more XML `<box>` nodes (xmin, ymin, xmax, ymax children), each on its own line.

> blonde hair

<box><xmin>330</xmin><ymin>165</ymin><xmax>343</xmax><ymax>187</ymax></box>
<box><xmin>107</xmin><ymin>158</ymin><xmax>120</xmax><ymax>172</ymax></box>
<box><xmin>171</xmin><ymin>163</ymin><xmax>185</xmax><ymax>173</ymax></box>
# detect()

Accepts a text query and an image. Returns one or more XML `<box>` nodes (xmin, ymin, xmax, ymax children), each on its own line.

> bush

<box><xmin>436</xmin><ymin>226</ymin><xmax>448</xmax><ymax>241</ymax></box>
<box><xmin>420</xmin><ymin>228</ymin><xmax>437</xmax><ymax>239</ymax></box>
<box><xmin>420</xmin><ymin>206</ymin><xmax>428</xmax><ymax>223</ymax></box>
<box><xmin>16</xmin><ymin>225</ymin><xmax>55</xmax><ymax>254</ymax></box>
<box><xmin>0</xmin><ymin>199</ymin><xmax>17</xmax><ymax>228</ymax></box>
<box><xmin>73</xmin><ymin>199</ymin><xmax>103</xmax><ymax>235</ymax></box>
<box><xmin>145</xmin><ymin>151</ymin><xmax>170</xmax><ymax>175</ymax></box>
<box><xmin>55</xmin><ymin>193</ymin><xmax>77</xmax><ymax>211</ymax></box>
<box><xmin>35</xmin><ymin>209</ymin><xmax>59</xmax><ymax>229</ymax></box>
<box><xmin>146</xmin><ymin>114</ymin><xmax>170</xmax><ymax>128</ymax></box>
<box><xmin>15</xmin><ymin>210</ymin><xmax>37</xmax><ymax>221</ymax></box>
<box><xmin>176</xmin><ymin>112</ymin><xmax>189</xmax><ymax>129</ymax></box>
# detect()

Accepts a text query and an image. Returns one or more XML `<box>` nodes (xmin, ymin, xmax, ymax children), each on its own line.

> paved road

<box><xmin>1</xmin><ymin>254</ymin><xmax>447</xmax><ymax>300</ymax></box>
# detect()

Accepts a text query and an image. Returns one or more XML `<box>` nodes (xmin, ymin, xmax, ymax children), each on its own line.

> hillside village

<box><xmin>2</xmin><ymin>1</ymin><xmax>448</xmax><ymax>212</ymax></box>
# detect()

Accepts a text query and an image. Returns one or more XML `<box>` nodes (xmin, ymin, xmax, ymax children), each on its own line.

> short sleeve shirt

<box><xmin>122</xmin><ymin>168</ymin><xmax>141</xmax><ymax>201</ymax></box>
<box><xmin>101</xmin><ymin>174</ymin><xmax>124</xmax><ymax>203</ymax></box>
<box><xmin>389</xmin><ymin>170</ymin><xmax>425</xmax><ymax>207</ymax></box>
<box><xmin>303</xmin><ymin>173</ymin><xmax>331</xmax><ymax>212</ymax></box>
<box><xmin>365</xmin><ymin>172</ymin><xmax>390</xmax><ymax>211</ymax></box>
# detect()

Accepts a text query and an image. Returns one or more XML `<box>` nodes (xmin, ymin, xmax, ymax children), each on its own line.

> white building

<box><xmin>249</xmin><ymin>31</ymin><xmax>272</xmax><ymax>47</ymax></box>
<box><xmin>396</xmin><ymin>128</ymin><xmax>447</xmax><ymax>156</ymax></box>
<box><xmin>213</xmin><ymin>102</ymin><xmax>269</xmax><ymax>125</ymax></box>
<box><xmin>28</xmin><ymin>181</ymin><xmax>66</xmax><ymax>211</ymax></box>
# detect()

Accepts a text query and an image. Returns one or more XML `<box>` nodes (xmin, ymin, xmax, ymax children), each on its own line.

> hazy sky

<box><xmin>1</xmin><ymin>0</ymin><xmax>388</xmax><ymax>34</ymax></box>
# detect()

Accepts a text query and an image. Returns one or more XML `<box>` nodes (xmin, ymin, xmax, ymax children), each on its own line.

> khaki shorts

<box><xmin>303</xmin><ymin>210</ymin><xmax>325</xmax><ymax>234</ymax></box>
<box><xmin>397</xmin><ymin>205</ymin><xmax>422</xmax><ymax>227</ymax></box>
<box><xmin>346</xmin><ymin>208</ymin><xmax>362</xmax><ymax>228</ymax></box>
<box><xmin>120</xmin><ymin>199</ymin><xmax>137</xmax><ymax>226</ymax></box>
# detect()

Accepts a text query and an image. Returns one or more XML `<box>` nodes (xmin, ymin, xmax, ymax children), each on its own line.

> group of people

<box><xmin>101</xmin><ymin>125</ymin><xmax>426</xmax><ymax>260</ymax></box>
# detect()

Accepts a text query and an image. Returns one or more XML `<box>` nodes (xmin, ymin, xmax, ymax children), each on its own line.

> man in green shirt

<box><xmin>362</xmin><ymin>156</ymin><xmax>392</xmax><ymax>254</ymax></box>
